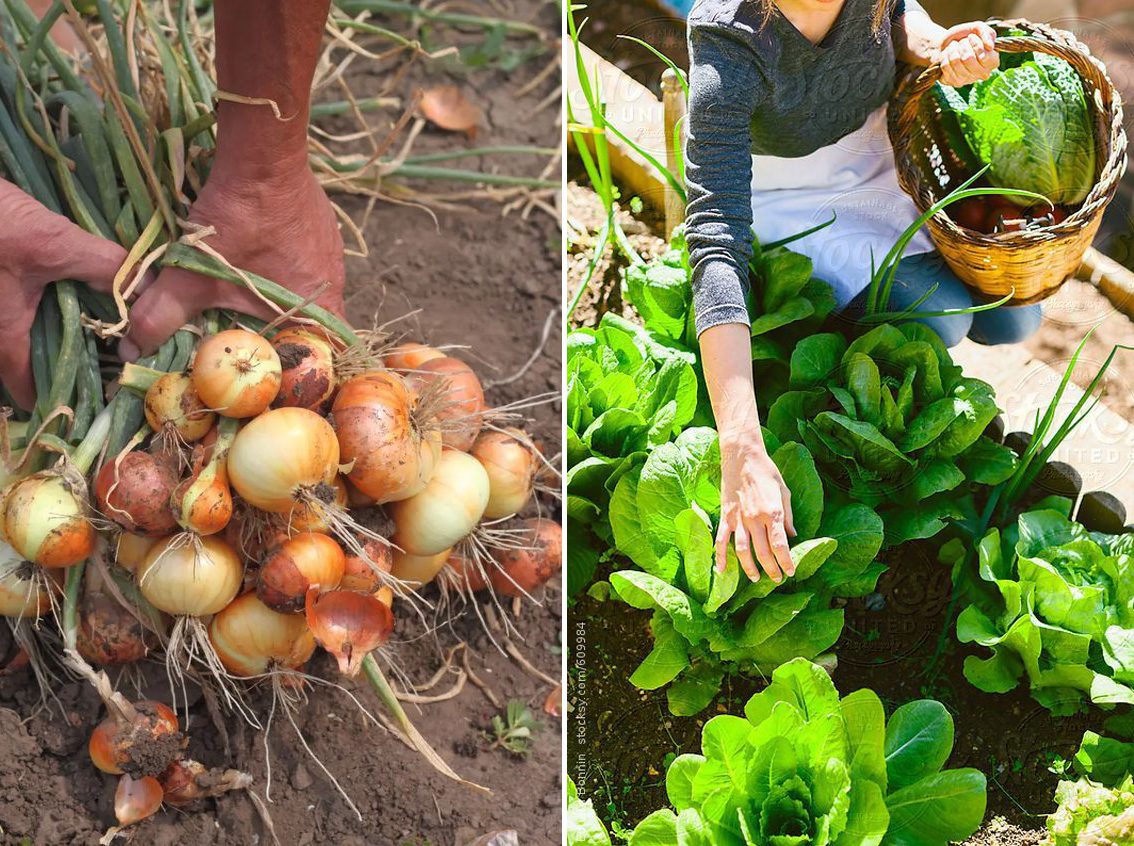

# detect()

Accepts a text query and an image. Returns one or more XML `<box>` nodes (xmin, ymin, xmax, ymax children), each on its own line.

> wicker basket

<box><xmin>888</xmin><ymin>19</ymin><xmax>1127</xmax><ymax>305</ymax></box>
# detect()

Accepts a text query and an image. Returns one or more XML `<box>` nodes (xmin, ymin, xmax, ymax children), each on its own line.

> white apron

<box><xmin>750</xmin><ymin>105</ymin><xmax>935</xmax><ymax>307</ymax></box>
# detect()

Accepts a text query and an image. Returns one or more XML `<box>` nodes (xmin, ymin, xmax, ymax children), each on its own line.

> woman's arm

<box><xmin>893</xmin><ymin>6</ymin><xmax>1000</xmax><ymax>87</ymax></box>
<box><xmin>700</xmin><ymin>324</ymin><xmax>795</xmax><ymax>583</ymax></box>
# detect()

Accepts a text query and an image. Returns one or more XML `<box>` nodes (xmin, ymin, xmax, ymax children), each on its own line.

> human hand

<box><xmin>937</xmin><ymin>22</ymin><xmax>1000</xmax><ymax>87</ymax></box>
<box><xmin>715</xmin><ymin>427</ymin><xmax>796</xmax><ymax>583</ymax></box>
<box><xmin>0</xmin><ymin>179</ymin><xmax>125</xmax><ymax>409</ymax></box>
<box><xmin>120</xmin><ymin>164</ymin><xmax>345</xmax><ymax>360</ymax></box>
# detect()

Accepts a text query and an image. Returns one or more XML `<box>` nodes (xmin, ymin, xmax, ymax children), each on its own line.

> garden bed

<box><xmin>566</xmin><ymin>177</ymin><xmax>1134</xmax><ymax>844</ymax></box>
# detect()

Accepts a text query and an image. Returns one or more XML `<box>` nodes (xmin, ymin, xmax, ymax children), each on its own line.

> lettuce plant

<box><xmin>608</xmin><ymin>426</ymin><xmax>884</xmax><ymax>714</ymax></box>
<box><xmin>567</xmin><ymin>778</ymin><xmax>613</xmax><ymax>846</ymax></box>
<box><xmin>954</xmin><ymin>506</ymin><xmax>1134</xmax><ymax>714</ymax></box>
<box><xmin>628</xmin><ymin>659</ymin><xmax>987</xmax><ymax>846</ymax></box>
<box><xmin>1048</xmin><ymin>731</ymin><xmax>1134</xmax><ymax>845</ymax></box>
<box><xmin>766</xmin><ymin>322</ymin><xmax>1016</xmax><ymax>546</ymax></box>
<box><xmin>566</xmin><ymin>313</ymin><xmax>699</xmax><ymax>593</ymax></box>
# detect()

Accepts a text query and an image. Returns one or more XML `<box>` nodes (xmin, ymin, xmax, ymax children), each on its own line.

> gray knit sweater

<box><xmin>685</xmin><ymin>0</ymin><xmax>925</xmax><ymax>334</ymax></box>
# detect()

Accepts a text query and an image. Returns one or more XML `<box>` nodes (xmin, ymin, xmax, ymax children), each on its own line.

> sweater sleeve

<box><xmin>684</xmin><ymin>25</ymin><xmax>764</xmax><ymax>336</ymax></box>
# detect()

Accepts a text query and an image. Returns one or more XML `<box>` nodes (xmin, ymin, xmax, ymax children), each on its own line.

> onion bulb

<box><xmin>209</xmin><ymin>592</ymin><xmax>316</xmax><ymax>676</ymax></box>
<box><xmin>285</xmin><ymin>476</ymin><xmax>347</xmax><ymax>535</ymax></box>
<box><xmin>491</xmin><ymin>519</ymin><xmax>562</xmax><ymax>597</ymax></box>
<box><xmin>404</xmin><ymin>356</ymin><xmax>485</xmax><ymax>452</ymax></box>
<box><xmin>95</xmin><ymin>451</ymin><xmax>178</xmax><ymax>536</ymax></box>
<box><xmin>384</xmin><ymin>342</ymin><xmax>444</xmax><ymax>372</ymax></box>
<box><xmin>115</xmin><ymin>533</ymin><xmax>162</xmax><ymax>575</ymax></box>
<box><xmin>89</xmin><ymin>700</ymin><xmax>181</xmax><ymax>777</ymax></box>
<box><xmin>137</xmin><ymin>536</ymin><xmax>243</xmax><ymax>617</ymax></box>
<box><xmin>4</xmin><ymin>472</ymin><xmax>95</xmax><ymax>568</ymax></box>
<box><xmin>256</xmin><ymin>532</ymin><xmax>345</xmax><ymax>613</ymax></box>
<box><xmin>305</xmin><ymin>588</ymin><xmax>393</xmax><ymax>676</ymax></box>
<box><xmin>160</xmin><ymin>759</ymin><xmax>206</xmax><ymax>806</ymax></box>
<box><xmin>115</xmin><ymin>774</ymin><xmax>163</xmax><ymax>826</ymax></box>
<box><xmin>192</xmin><ymin>329</ymin><xmax>282</xmax><ymax>419</ymax></box>
<box><xmin>171</xmin><ymin>421</ymin><xmax>236</xmax><ymax>536</ymax></box>
<box><xmin>0</xmin><ymin>543</ymin><xmax>52</xmax><ymax>618</ymax></box>
<box><xmin>390</xmin><ymin>548</ymin><xmax>451</xmax><ymax>589</ymax></box>
<box><xmin>331</xmin><ymin>372</ymin><xmax>441</xmax><ymax>503</ymax></box>
<box><xmin>470</xmin><ymin>428</ymin><xmax>539</xmax><ymax>518</ymax></box>
<box><xmin>340</xmin><ymin>538</ymin><xmax>392</xmax><ymax>593</ymax></box>
<box><xmin>145</xmin><ymin>373</ymin><xmax>215</xmax><ymax>443</ymax></box>
<box><xmin>446</xmin><ymin>548</ymin><xmax>487</xmax><ymax>592</ymax></box>
<box><xmin>272</xmin><ymin>328</ymin><xmax>336</xmax><ymax>411</ymax></box>
<box><xmin>228</xmin><ymin>408</ymin><xmax>340</xmax><ymax>513</ymax></box>
<box><xmin>77</xmin><ymin>591</ymin><xmax>151</xmax><ymax>666</ymax></box>
<box><xmin>390</xmin><ymin>450</ymin><xmax>489</xmax><ymax>556</ymax></box>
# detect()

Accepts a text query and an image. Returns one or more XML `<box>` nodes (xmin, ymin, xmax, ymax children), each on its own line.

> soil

<box><xmin>0</xmin><ymin>4</ymin><xmax>563</xmax><ymax>846</ymax></box>
<box><xmin>566</xmin><ymin>176</ymin><xmax>1134</xmax><ymax>841</ymax></box>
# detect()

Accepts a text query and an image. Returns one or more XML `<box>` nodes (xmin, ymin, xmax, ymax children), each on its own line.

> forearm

<box><xmin>213</xmin><ymin>0</ymin><xmax>330</xmax><ymax>175</ymax></box>
<box><xmin>700</xmin><ymin>323</ymin><xmax>761</xmax><ymax>446</ymax></box>
<box><xmin>892</xmin><ymin>4</ymin><xmax>947</xmax><ymax>66</ymax></box>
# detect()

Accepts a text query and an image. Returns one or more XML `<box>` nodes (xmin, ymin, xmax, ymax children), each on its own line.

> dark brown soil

<box><xmin>0</xmin><ymin>4</ymin><xmax>562</xmax><ymax>845</ymax></box>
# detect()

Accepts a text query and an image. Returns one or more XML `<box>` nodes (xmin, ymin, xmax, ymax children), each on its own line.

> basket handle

<box><xmin>894</xmin><ymin>24</ymin><xmax>1111</xmax><ymax>147</ymax></box>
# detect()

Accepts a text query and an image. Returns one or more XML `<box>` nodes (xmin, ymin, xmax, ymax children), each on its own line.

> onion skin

<box><xmin>0</xmin><ymin>544</ymin><xmax>52</xmax><ymax>618</ymax></box>
<box><xmin>137</xmin><ymin>536</ymin><xmax>243</xmax><ymax>617</ymax></box>
<box><xmin>470</xmin><ymin>428</ymin><xmax>537</xmax><ymax>519</ymax></box>
<box><xmin>115</xmin><ymin>533</ymin><xmax>162</xmax><ymax>575</ymax></box>
<box><xmin>160</xmin><ymin>759</ymin><xmax>206</xmax><ymax>806</ymax></box>
<box><xmin>209</xmin><ymin>592</ymin><xmax>316</xmax><ymax>676</ymax></box>
<box><xmin>390</xmin><ymin>450</ymin><xmax>489</xmax><ymax>556</ymax></box>
<box><xmin>192</xmin><ymin>329</ymin><xmax>282</xmax><ymax>419</ymax></box>
<box><xmin>446</xmin><ymin>549</ymin><xmax>487</xmax><ymax>592</ymax></box>
<box><xmin>405</xmin><ymin>357</ymin><xmax>485</xmax><ymax>452</ymax></box>
<box><xmin>171</xmin><ymin>421</ymin><xmax>236</xmax><ymax>536</ymax></box>
<box><xmin>340</xmin><ymin>538</ymin><xmax>392</xmax><ymax>593</ymax></box>
<box><xmin>285</xmin><ymin>476</ymin><xmax>347</xmax><ymax>535</ymax></box>
<box><xmin>256</xmin><ymin>532</ymin><xmax>345</xmax><ymax>613</ymax></box>
<box><xmin>95</xmin><ymin>451</ymin><xmax>179</xmax><ymax>536</ymax></box>
<box><xmin>390</xmin><ymin>548</ymin><xmax>451</xmax><ymax>588</ymax></box>
<box><xmin>145</xmin><ymin>373</ymin><xmax>215</xmax><ymax>443</ymax></box>
<box><xmin>115</xmin><ymin>774</ymin><xmax>164</xmax><ymax>826</ymax></box>
<box><xmin>272</xmin><ymin>328</ymin><xmax>336</xmax><ymax>411</ymax></box>
<box><xmin>384</xmin><ymin>342</ymin><xmax>445</xmax><ymax>372</ymax></box>
<box><xmin>331</xmin><ymin>372</ymin><xmax>441</xmax><ymax>504</ymax></box>
<box><xmin>228</xmin><ymin>408</ymin><xmax>340</xmax><ymax>513</ymax></box>
<box><xmin>4</xmin><ymin>473</ymin><xmax>95</xmax><ymax>568</ymax></box>
<box><xmin>89</xmin><ymin>700</ymin><xmax>181</xmax><ymax>777</ymax></box>
<box><xmin>77</xmin><ymin>591</ymin><xmax>151</xmax><ymax>666</ymax></box>
<box><xmin>491</xmin><ymin>519</ymin><xmax>562</xmax><ymax>597</ymax></box>
<box><xmin>304</xmin><ymin>588</ymin><xmax>394</xmax><ymax>676</ymax></box>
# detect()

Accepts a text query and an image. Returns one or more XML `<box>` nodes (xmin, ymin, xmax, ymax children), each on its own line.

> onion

<box><xmin>209</xmin><ymin>592</ymin><xmax>316</xmax><ymax>676</ymax></box>
<box><xmin>446</xmin><ymin>548</ymin><xmax>487</xmax><ymax>592</ymax></box>
<box><xmin>160</xmin><ymin>760</ymin><xmax>206</xmax><ymax>806</ymax></box>
<box><xmin>76</xmin><ymin>591</ymin><xmax>151</xmax><ymax>666</ymax></box>
<box><xmin>470</xmin><ymin>428</ymin><xmax>539</xmax><ymax>518</ymax></box>
<box><xmin>340</xmin><ymin>538</ymin><xmax>392</xmax><ymax>593</ymax></box>
<box><xmin>115</xmin><ymin>533</ymin><xmax>162</xmax><ymax>575</ymax></box>
<box><xmin>256</xmin><ymin>532</ymin><xmax>345</xmax><ymax>613</ymax></box>
<box><xmin>137</xmin><ymin>536</ymin><xmax>243</xmax><ymax>617</ymax></box>
<box><xmin>374</xmin><ymin>586</ymin><xmax>394</xmax><ymax>608</ymax></box>
<box><xmin>343</xmin><ymin>477</ymin><xmax>376</xmax><ymax>509</ymax></box>
<box><xmin>94</xmin><ymin>451</ymin><xmax>178</xmax><ymax>536</ymax></box>
<box><xmin>145</xmin><ymin>373</ymin><xmax>215</xmax><ymax>443</ymax></box>
<box><xmin>491</xmin><ymin>519</ymin><xmax>562</xmax><ymax>597</ymax></box>
<box><xmin>331</xmin><ymin>372</ymin><xmax>441</xmax><ymax>503</ymax></box>
<box><xmin>404</xmin><ymin>356</ymin><xmax>485</xmax><ymax>451</ymax></box>
<box><xmin>191</xmin><ymin>329</ymin><xmax>282</xmax><ymax>419</ymax></box>
<box><xmin>170</xmin><ymin>421</ymin><xmax>236</xmax><ymax>536</ymax></box>
<box><xmin>383</xmin><ymin>342</ymin><xmax>444</xmax><ymax>372</ymax></box>
<box><xmin>390</xmin><ymin>548</ymin><xmax>451</xmax><ymax>589</ymax></box>
<box><xmin>390</xmin><ymin>450</ymin><xmax>489</xmax><ymax>556</ymax></box>
<box><xmin>115</xmin><ymin>774</ymin><xmax>163</xmax><ymax>826</ymax></box>
<box><xmin>304</xmin><ymin>588</ymin><xmax>394</xmax><ymax>676</ymax></box>
<box><xmin>228</xmin><ymin>408</ymin><xmax>340</xmax><ymax>513</ymax></box>
<box><xmin>0</xmin><ymin>543</ymin><xmax>52</xmax><ymax>618</ymax></box>
<box><xmin>89</xmin><ymin>700</ymin><xmax>181</xmax><ymax>777</ymax></box>
<box><xmin>272</xmin><ymin>328</ymin><xmax>336</xmax><ymax>411</ymax></box>
<box><xmin>4</xmin><ymin>472</ymin><xmax>95</xmax><ymax>568</ymax></box>
<box><xmin>285</xmin><ymin>476</ymin><xmax>347</xmax><ymax>535</ymax></box>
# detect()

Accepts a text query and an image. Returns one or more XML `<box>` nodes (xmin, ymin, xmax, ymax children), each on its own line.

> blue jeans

<box><xmin>844</xmin><ymin>252</ymin><xmax>1043</xmax><ymax>348</ymax></box>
